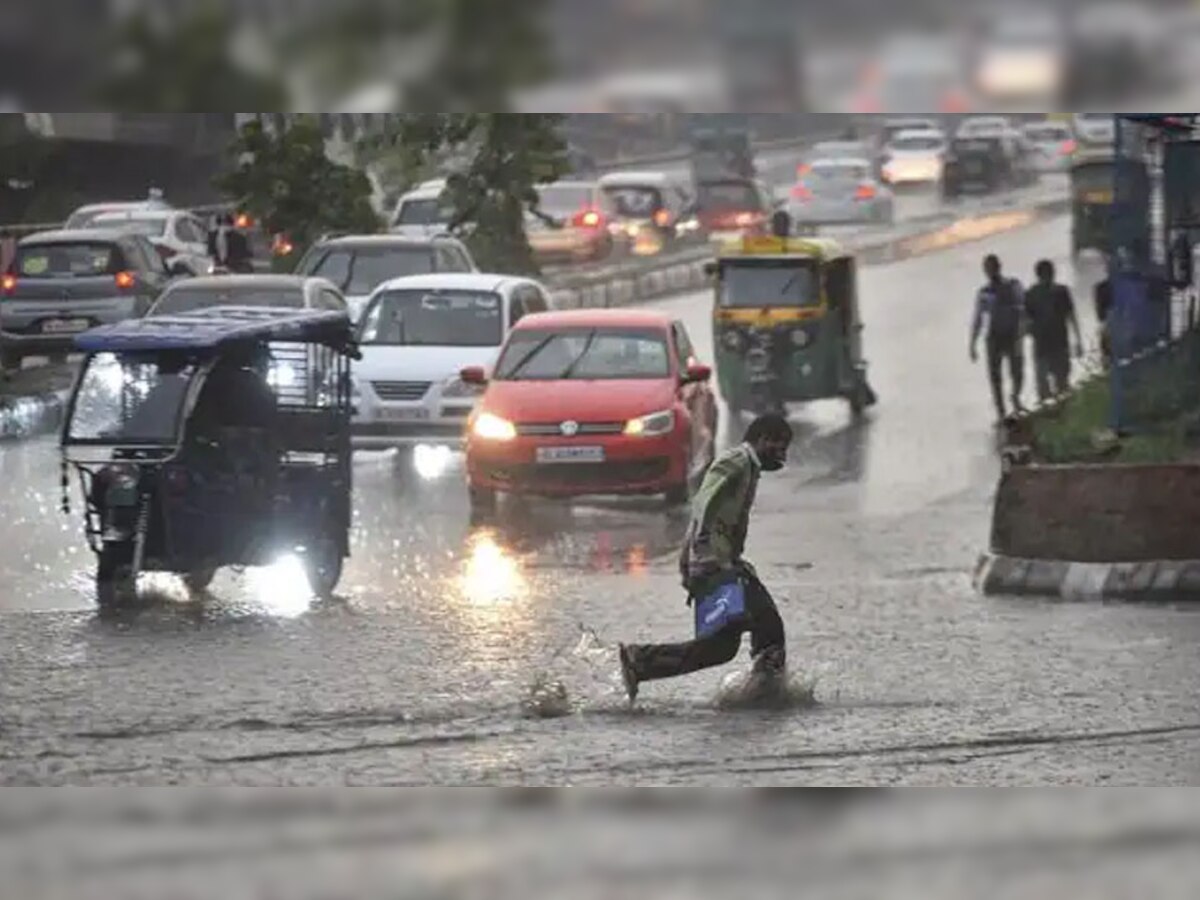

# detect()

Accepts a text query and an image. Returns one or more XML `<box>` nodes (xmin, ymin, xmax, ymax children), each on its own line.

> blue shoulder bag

<box><xmin>693</xmin><ymin>577</ymin><xmax>747</xmax><ymax>639</ymax></box>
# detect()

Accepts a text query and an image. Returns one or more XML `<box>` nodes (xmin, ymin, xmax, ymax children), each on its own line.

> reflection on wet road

<box><xmin>4</xmin><ymin>214</ymin><xmax>1200</xmax><ymax>786</ymax></box>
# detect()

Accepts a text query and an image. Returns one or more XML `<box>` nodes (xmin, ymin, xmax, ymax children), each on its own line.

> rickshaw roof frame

<box><xmin>73</xmin><ymin>306</ymin><xmax>355</xmax><ymax>356</ymax></box>
<box><xmin>715</xmin><ymin>235</ymin><xmax>849</xmax><ymax>263</ymax></box>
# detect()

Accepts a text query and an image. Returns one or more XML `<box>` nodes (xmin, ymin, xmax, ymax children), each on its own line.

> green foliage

<box><xmin>215</xmin><ymin>117</ymin><xmax>380</xmax><ymax>257</ymax></box>
<box><xmin>377</xmin><ymin>114</ymin><xmax>568</xmax><ymax>275</ymax></box>
<box><xmin>98</xmin><ymin>8</ymin><xmax>286</xmax><ymax>112</ymax></box>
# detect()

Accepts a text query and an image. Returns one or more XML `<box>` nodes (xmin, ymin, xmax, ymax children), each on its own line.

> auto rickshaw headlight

<box><xmin>472</xmin><ymin>412</ymin><xmax>517</xmax><ymax>441</ymax></box>
<box><xmin>790</xmin><ymin>328</ymin><xmax>811</xmax><ymax>348</ymax></box>
<box><xmin>624</xmin><ymin>409</ymin><xmax>675</xmax><ymax>437</ymax></box>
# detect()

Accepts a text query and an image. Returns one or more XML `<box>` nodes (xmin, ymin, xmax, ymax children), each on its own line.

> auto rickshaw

<box><xmin>706</xmin><ymin>223</ymin><xmax>876</xmax><ymax>417</ymax></box>
<box><xmin>60</xmin><ymin>306</ymin><xmax>358</xmax><ymax>606</ymax></box>
<box><xmin>1069</xmin><ymin>151</ymin><xmax>1150</xmax><ymax>258</ymax></box>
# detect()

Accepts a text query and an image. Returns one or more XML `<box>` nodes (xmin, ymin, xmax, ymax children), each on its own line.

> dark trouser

<box><xmin>1034</xmin><ymin>343</ymin><xmax>1071</xmax><ymax>402</ymax></box>
<box><xmin>627</xmin><ymin>574</ymin><xmax>786</xmax><ymax>682</ymax></box>
<box><xmin>986</xmin><ymin>332</ymin><xmax>1024</xmax><ymax>418</ymax></box>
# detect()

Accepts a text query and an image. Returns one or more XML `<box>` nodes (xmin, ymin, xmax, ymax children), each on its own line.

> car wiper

<box><xmin>502</xmin><ymin>333</ymin><xmax>558</xmax><ymax>380</ymax></box>
<box><xmin>556</xmin><ymin>329</ymin><xmax>598</xmax><ymax>380</ymax></box>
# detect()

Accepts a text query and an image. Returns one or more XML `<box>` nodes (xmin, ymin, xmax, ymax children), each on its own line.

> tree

<box><xmin>215</xmin><ymin>117</ymin><xmax>380</xmax><ymax>263</ymax></box>
<box><xmin>98</xmin><ymin>8</ymin><xmax>286</xmax><ymax>111</ymax></box>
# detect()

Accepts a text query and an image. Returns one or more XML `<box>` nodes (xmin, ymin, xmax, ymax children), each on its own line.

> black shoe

<box><xmin>618</xmin><ymin>644</ymin><xmax>639</xmax><ymax>704</ymax></box>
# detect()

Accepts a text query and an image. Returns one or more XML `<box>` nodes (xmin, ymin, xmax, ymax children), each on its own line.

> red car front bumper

<box><xmin>466</xmin><ymin>431</ymin><xmax>689</xmax><ymax>497</ymax></box>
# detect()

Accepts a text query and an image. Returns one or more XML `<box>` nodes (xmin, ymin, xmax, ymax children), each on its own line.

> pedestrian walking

<box><xmin>969</xmin><ymin>254</ymin><xmax>1026</xmax><ymax>422</ymax></box>
<box><xmin>618</xmin><ymin>414</ymin><xmax>793</xmax><ymax>703</ymax></box>
<box><xmin>1024</xmin><ymin>259</ymin><xmax>1083</xmax><ymax>401</ymax></box>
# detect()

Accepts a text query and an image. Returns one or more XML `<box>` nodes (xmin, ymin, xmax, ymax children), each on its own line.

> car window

<box><xmin>14</xmin><ymin>242</ymin><xmax>123</xmax><ymax>278</ymax></box>
<box><xmin>435</xmin><ymin>245</ymin><xmax>464</xmax><ymax>271</ymax></box>
<box><xmin>122</xmin><ymin>237</ymin><xmax>159</xmax><ymax>274</ymax></box>
<box><xmin>494</xmin><ymin>328</ymin><xmax>672</xmax><ymax>381</ymax></box>
<box><xmin>602</xmin><ymin>185</ymin><xmax>665</xmax><ymax>217</ymax></box>
<box><xmin>393</xmin><ymin>197</ymin><xmax>454</xmax><ymax>227</ymax></box>
<box><xmin>302</xmin><ymin>245</ymin><xmax>437</xmax><ymax>295</ymax></box>
<box><xmin>521</xmin><ymin>284</ymin><xmax>548</xmax><ymax>314</ymax></box>
<box><xmin>177</xmin><ymin>217</ymin><xmax>207</xmax><ymax>244</ymax></box>
<box><xmin>509</xmin><ymin>293</ymin><xmax>528</xmax><ymax>327</ymax></box>
<box><xmin>358</xmin><ymin>289</ymin><xmax>504</xmax><ymax>347</ymax></box>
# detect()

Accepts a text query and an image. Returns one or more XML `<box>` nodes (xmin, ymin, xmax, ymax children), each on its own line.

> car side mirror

<box><xmin>682</xmin><ymin>362</ymin><xmax>712</xmax><ymax>384</ymax></box>
<box><xmin>460</xmin><ymin>365</ymin><xmax>488</xmax><ymax>385</ymax></box>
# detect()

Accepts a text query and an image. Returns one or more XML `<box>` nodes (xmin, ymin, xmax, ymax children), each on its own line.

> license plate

<box><xmin>41</xmin><ymin>318</ymin><xmax>90</xmax><ymax>334</ymax></box>
<box><xmin>380</xmin><ymin>407</ymin><xmax>429</xmax><ymax>421</ymax></box>
<box><xmin>536</xmin><ymin>445</ymin><xmax>605</xmax><ymax>464</ymax></box>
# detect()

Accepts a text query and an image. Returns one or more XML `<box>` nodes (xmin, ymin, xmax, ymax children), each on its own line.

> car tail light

<box><xmin>734</xmin><ymin>211</ymin><xmax>760</xmax><ymax>227</ymax></box>
<box><xmin>790</xmin><ymin>184</ymin><xmax>812</xmax><ymax>201</ymax></box>
<box><xmin>114</xmin><ymin>271</ymin><xmax>136</xmax><ymax>290</ymax></box>
<box><xmin>574</xmin><ymin>208</ymin><xmax>604</xmax><ymax>229</ymax></box>
<box><xmin>855</xmin><ymin>184</ymin><xmax>877</xmax><ymax>200</ymax></box>
<box><xmin>1061</xmin><ymin>139</ymin><xmax>1077</xmax><ymax>156</ymax></box>
<box><xmin>653</xmin><ymin>209</ymin><xmax>672</xmax><ymax>227</ymax></box>
<box><xmin>1</xmin><ymin>273</ymin><xmax>15</xmax><ymax>295</ymax></box>
<box><xmin>272</xmin><ymin>234</ymin><xmax>295</xmax><ymax>257</ymax></box>
<box><xmin>234</xmin><ymin>212</ymin><xmax>253</xmax><ymax>229</ymax></box>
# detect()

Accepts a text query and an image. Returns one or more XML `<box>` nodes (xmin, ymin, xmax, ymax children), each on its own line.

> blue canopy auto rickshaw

<box><xmin>60</xmin><ymin>306</ymin><xmax>357</xmax><ymax>606</ymax></box>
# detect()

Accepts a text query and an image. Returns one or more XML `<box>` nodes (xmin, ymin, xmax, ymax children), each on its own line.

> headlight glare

<box><xmin>472</xmin><ymin>412</ymin><xmax>516</xmax><ymax>441</ymax></box>
<box><xmin>624</xmin><ymin>409</ymin><xmax>675</xmax><ymax>437</ymax></box>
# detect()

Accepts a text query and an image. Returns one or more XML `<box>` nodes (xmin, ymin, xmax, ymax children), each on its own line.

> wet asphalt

<box><xmin>2</xmin><ymin>212</ymin><xmax>1200</xmax><ymax>786</ymax></box>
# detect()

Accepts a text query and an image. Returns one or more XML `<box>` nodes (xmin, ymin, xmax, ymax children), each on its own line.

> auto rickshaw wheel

<box><xmin>95</xmin><ymin>546</ymin><xmax>136</xmax><ymax>608</ymax></box>
<box><xmin>182</xmin><ymin>568</ymin><xmax>217</xmax><ymax>593</ymax></box>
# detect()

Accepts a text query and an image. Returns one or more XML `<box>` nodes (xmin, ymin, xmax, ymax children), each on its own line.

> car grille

<box><xmin>516</xmin><ymin>422</ymin><xmax>625</xmax><ymax>437</ymax></box>
<box><xmin>479</xmin><ymin>458</ymin><xmax>670</xmax><ymax>491</ymax></box>
<box><xmin>372</xmin><ymin>381</ymin><xmax>431</xmax><ymax>401</ymax></box>
<box><xmin>354</xmin><ymin>421</ymin><xmax>465</xmax><ymax>438</ymax></box>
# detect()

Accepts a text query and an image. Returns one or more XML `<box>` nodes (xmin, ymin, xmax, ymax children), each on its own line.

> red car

<box><xmin>461</xmin><ymin>309</ymin><xmax>718</xmax><ymax>512</ymax></box>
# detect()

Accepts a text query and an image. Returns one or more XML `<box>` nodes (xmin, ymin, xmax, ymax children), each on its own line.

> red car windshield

<box><xmin>495</xmin><ymin>328</ymin><xmax>671</xmax><ymax>381</ymax></box>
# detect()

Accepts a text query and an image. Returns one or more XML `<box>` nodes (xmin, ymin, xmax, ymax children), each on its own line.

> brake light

<box><xmin>1061</xmin><ymin>139</ymin><xmax>1077</xmax><ymax>156</ymax></box>
<box><xmin>1</xmin><ymin>273</ymin><xmax>15</xmax><ymax>295</ymax></box>
<box><xmin>790</xmin><ymin>184</ymin><xmax>812</xmax><ymax>201</ymax></box>
<box><xmin>855</xmin><ymin>184</ymin><xmax>877</xmax><ymax>200</ymax></box>
<box><xmin>574</xmin><ymin>208</ymin><xmax>604</xmax><ymax>228</ymax></box>
<box><xmin>272</xmin><ymin>234</ymin><xmax>295</xmax><ymax>257</ymax></box>
<box><xmin>653</xmin><ymin>209</ymin><xmax>672</xmax><ymax>227</ymax></box>
<box><xmin>234</xmin><ymin>213</ymin><xmax>253</xmax><ymax>229</ymax></box>
<box><xmin>114</xmin><ymin>271</ymin><xmax>136</xmax><ymax>290</ymax></box>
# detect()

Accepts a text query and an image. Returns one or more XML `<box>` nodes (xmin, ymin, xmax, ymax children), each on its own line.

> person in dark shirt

<box><xmin>969</xmin><ymin>254</ymin><xmax>1026</xmax><ymax>421</ymax></box>
<box><xmin>1024</xmin><ymin>259</ymin><xmax>1083</xmax><ymax>401</ymax></box>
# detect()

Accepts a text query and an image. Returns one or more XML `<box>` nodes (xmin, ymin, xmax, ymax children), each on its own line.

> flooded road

<box><xmin>3</xmin><ymin>214</ymin><xmax>1200</xmax><ymax>786</ymax></box>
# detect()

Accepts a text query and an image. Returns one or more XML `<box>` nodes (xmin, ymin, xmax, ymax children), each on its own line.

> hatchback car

<box><xmin>351</xmin><ymin>273</ymin><xmax>554</xmax><ymax>456</ymax></box>
<box><xmin>89</xmin><ymin>208</ymin><xmax>214</xmax><ymax>276</ymax></box>
<box><xmin>879</xmin><ymin>129</ymin><xmax>948</xmax><ymax>185</ymax></box>
<box><xmin>526</xmin><ymin>180</ymin><xmax>615</xmax><ymax>265</ymax></box>
<box><xmin>1</xmin><ymin>229</ymin><xmax>169</xmax><ymax>370</ymax></box>
<box><xmin>293</xmin><ymin>234</ymin><xmax>477</xmax><ymax>323</ymax></box>
<box><xmin>462</xmin><ymin>309</ymin><xmax>717</xmax><ymax>511</ymax></box>
<box><xmin>788</xmin><ymin>158</ymin><xmax>895</xmax><ymax>226</ymax></box>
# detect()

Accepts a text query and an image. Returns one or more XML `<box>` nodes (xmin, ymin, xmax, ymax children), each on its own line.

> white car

<box><xmin>89</xmin><ymin>209</ymin><xmax>214</xmax><ymax>276</ymax></box>
<box><xmin>389</xmin><ymin>179</ymin><xmax>453</xmax><ymax>237</ymax></box>
<box><xmin>63</xmin><ymin>195</ymin><xmax>172</xmax><ymax>229</ymax></box>
<box><xmin>1020</xmin><ymin>120</ymin><xmax>1077</xmax><ymax>172</ymax></box>
<box><xmin>1072</xmin><ymin>113</ymin><xmax>1115</xmax><ymax>148</ymax></box>
<box><xmin>350</xmin><ymin>273</ymin><xmax>555</xmax><ymax>453</ymax></box>
<box><xmin>880</xmin><ymin>129</ymin><xmax>947</xmax><ymax>185</ymax></box>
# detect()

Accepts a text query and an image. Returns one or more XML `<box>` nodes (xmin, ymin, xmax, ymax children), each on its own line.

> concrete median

<box><xmin>979</xmin><ymin>463</ymin><xmax>1200</xmax><ymax>601</ymax></box>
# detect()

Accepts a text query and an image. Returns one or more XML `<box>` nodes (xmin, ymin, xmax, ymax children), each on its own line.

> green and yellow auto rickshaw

<box><xmin>707</xmin><ymin>232</ymin><xmax>876</xmax><ymax>417</ymax></box>
<box><xmin>1069</xmin><ymin>150</ymin><xmax>1150</xmax><ymax>258</ymax></box>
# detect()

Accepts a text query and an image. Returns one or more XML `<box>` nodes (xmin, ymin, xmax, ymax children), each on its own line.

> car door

<box><xmin>671</xmin><ymin>321</ymin><xmax>710</xmax><ymax>463</ymax></box>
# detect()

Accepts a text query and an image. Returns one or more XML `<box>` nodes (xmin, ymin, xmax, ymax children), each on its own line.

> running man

<box><xmin>618</xmin><ymin>414</ymin><xmax>793</xmax><ymax>703</ymax></box>
<box><xmin>970</xmin><ymin>254</ymin><xmax>1026</xmax><ymax>421</ymax></box>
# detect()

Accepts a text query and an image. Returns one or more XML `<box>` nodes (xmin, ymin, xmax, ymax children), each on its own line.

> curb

<box><xmin>977</xmin><ymin>553</ymin><xmax>1200</xmax><ymax>601</ymax></box>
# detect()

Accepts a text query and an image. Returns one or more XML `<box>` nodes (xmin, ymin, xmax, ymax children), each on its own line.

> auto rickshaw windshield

<box><xmin>719</xmin><ymin>259</ymin><xmax>819</xmax><ymax>308</ymax></box>
<box><xmin>67</xmin><ymin>352</ymin><xmax>198</xmax><ymax>445</ymax></box>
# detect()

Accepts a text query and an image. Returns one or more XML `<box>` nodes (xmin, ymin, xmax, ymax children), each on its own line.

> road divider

<box><xmin>547</xmin><ymin>191</ymin><xmax>1072</xmax><ymax>310</ymax></box>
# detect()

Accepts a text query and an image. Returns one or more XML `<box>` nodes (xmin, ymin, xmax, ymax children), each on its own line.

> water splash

<box><xmin>714</xmin><ymin>665</ymin><xmax>821</xmax><ymax>711</ymax></box>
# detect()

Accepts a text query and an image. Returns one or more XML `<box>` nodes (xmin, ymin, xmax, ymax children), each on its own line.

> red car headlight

<box><xmin>623</xmin><ymin>409</ymin><xmax>675</xmax><ymax>437</ymax></box>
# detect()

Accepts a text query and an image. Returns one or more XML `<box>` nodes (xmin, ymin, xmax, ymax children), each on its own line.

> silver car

<box><xmin>787</xmin><ymin>158</ymin><xmax>895</xmax><ymax>226</ymax></box>
<box><xmin>1</xmin><ymin>229</ymin><xmax>169</xmax><ymax>370</ymax></box>
<box><xmin>146</xmin><ymin>274</ymin><xmax>347</xmax><ymax>318</ymax></box>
